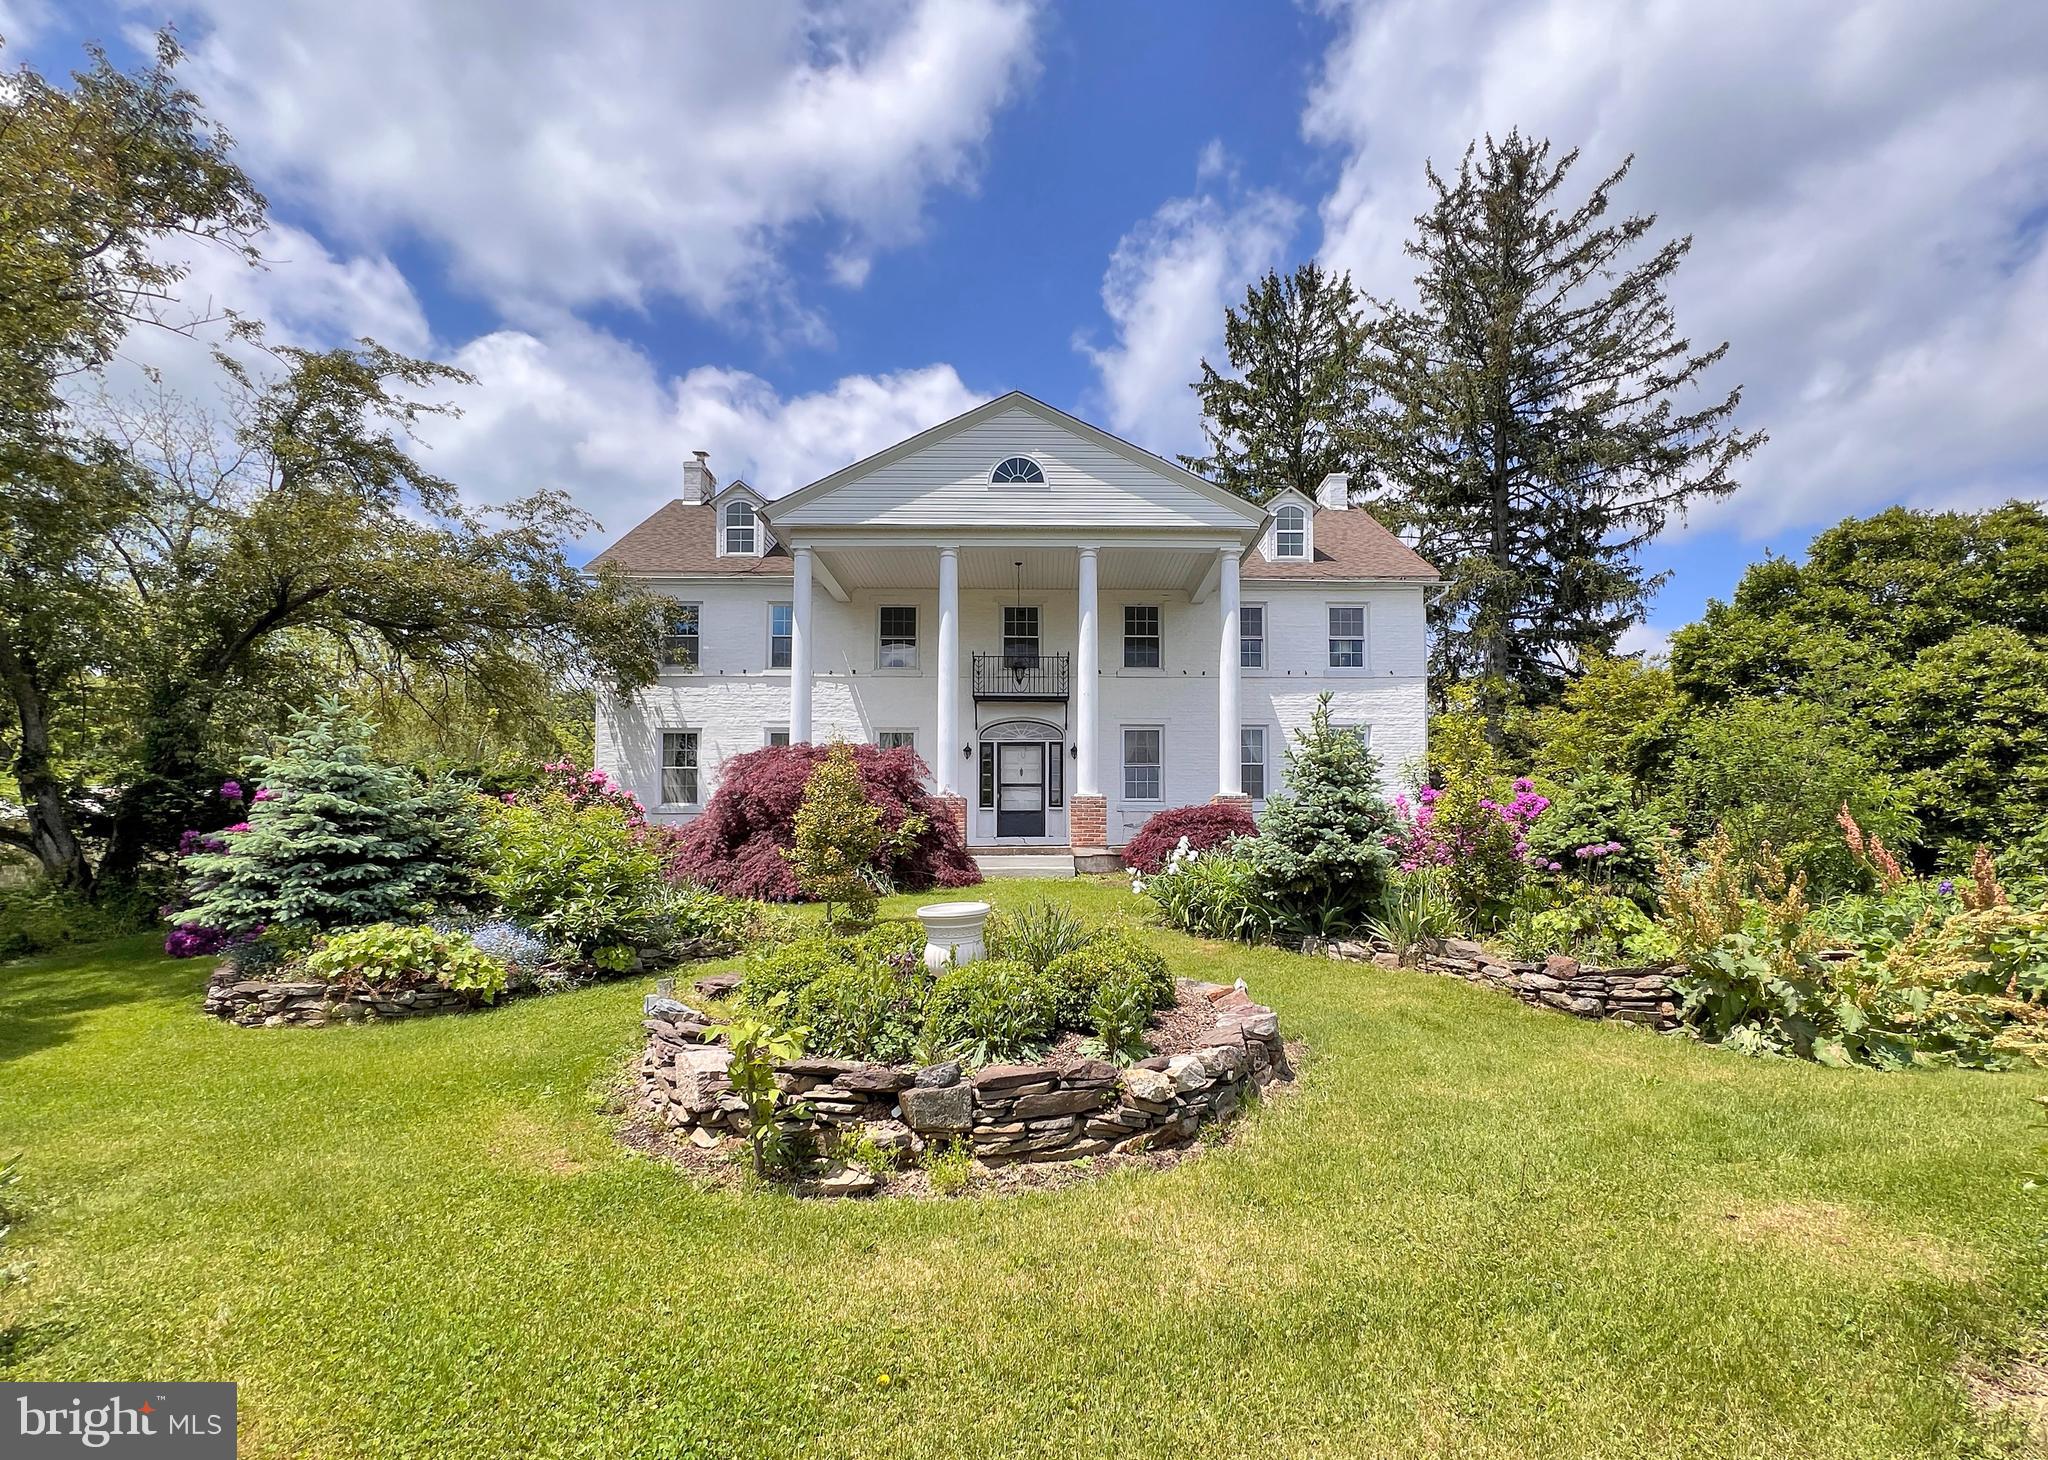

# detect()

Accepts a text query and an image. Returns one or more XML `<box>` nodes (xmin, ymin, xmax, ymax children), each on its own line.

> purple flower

<box><xmin>219</xmin><ymin>779</ymin><xmax>243</xmax><ymax>801</ymax></box>
<box><xmin>1548</xmin><ymin>861</ymin><xmax>1563</xmax><ymax>872</ymax></box>
<box><xmin>1938</xmin><ymin>878</ymin><xmax>1955</xmax><ymax>895</ymax></box>
<box><xmin>252</xmin><ymin>787</ymin><xmax>278</xmax><ymax>802</ymax></box>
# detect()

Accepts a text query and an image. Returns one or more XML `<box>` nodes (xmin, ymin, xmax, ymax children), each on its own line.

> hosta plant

<box><xmin>303</xmin><ymin>923</ymin><xmax>508</xmax><ymax>1001</ymax></box>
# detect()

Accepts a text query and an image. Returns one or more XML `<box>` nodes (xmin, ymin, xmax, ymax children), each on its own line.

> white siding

<box><xmin>772</xmin><ymin>404</ymin><xmax>1254</xmax><ymax>531</ymax></box>
<box><xmin>599</xmin><ymin>577</ymin><xmax>1429</xmax><ymax>847</ymax></box>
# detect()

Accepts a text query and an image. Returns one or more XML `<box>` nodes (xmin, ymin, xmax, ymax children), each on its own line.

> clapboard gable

<box><xmin>764</xmin><ymin>393</ymin><xmax>1265</xmax><ymax>531</ymax></box>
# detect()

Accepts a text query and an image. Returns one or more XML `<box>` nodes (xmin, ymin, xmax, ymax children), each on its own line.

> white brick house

<box><xmin>590</xmin><ymin>393</ymin><xmax>1435</xmax><ymax>865</ymax></box>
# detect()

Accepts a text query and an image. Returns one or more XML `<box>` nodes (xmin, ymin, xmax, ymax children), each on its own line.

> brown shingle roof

<box><xmin>590</xmin><ymin>500</ymin><xmax>1434</xmax><ymax>582</ymax></box>
<box><xmin>586</xmin><ymin>501</ymin><xmax>792</xmax><ymax>577</ymax></box>
<box><xmin>1242</xmin><ymin>507</ymin><xmax>1438</xmax><ymax>580</ymax></box>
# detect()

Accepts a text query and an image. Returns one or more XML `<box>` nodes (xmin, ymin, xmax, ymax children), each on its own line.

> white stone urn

<box><xmin>915</xmin><ymin>900</ymin><xmax>991</xmax><ymax>972</ymax></box>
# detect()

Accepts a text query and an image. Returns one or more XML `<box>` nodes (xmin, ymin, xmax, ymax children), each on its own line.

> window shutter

<box><xmin>978</xmin><ymin>742</ymin><xmax>995</xmax><ymax>808</ymax></box>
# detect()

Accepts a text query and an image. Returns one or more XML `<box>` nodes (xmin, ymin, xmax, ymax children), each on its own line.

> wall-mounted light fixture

<box><xmin>962</xmin><ymin>744</ymin><xmax>973</xmax><ymax>760</ymax></box>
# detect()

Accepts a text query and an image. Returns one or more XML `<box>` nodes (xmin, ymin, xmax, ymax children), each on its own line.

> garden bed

<box><xmin>202</xmin><ymin>937</ymin><xmax>735</xmax><ymax>1028</ymax></box>
<box><xmin>1314</xmin><ymin>935</ymin><xmax>1682</xmax><ymax>1030</ymax></box>
<box><xmin>628</xmin><ymin>976</ymin><xmax>1292</xmax><ymax>1196</ymax></box>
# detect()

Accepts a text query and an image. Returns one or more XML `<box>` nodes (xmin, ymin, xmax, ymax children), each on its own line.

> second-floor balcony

<box><xmin>971</xmin><ymin>650</ymin><xmax>1069</xmax><ymax>700</ymax></box>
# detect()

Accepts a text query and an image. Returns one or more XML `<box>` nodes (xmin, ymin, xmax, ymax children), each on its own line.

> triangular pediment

<box><xmin>763</xmin><ymin>393</ymin><xmax>1267</xmax><ymax>533</ymax></box>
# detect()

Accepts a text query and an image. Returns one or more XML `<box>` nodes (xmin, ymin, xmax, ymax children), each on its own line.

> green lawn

<box><xmin>3</xmin><ymin>877</ymin><xmax>2044</xmax><ymax>1459</ymax></box>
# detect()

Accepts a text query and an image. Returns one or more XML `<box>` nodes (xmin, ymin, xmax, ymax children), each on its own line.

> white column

<box><xmin>790</xmin><ymin>545</ymin><xmax>814</xmax><ymax>742</ymax></box>
<box><xmin>1074</xmin><ymin>545</ymin><xmax>1100</xmax><ymax>797</ymax></box>
<box><xmin>936</xmin><ymin>546</ymin><xmax>960</xmax><ymax>796</ymax></box>
<box><xmin>1216</xmin><ymin>548</ymin><xmax>1242</xmax><ymax>797</ymax></box>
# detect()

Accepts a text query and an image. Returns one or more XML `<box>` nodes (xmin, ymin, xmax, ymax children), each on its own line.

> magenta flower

<box><xmin>252</xmin><ymin>787</ymin><xmax>279</xmax><ymax>802</ymax></box>
<box><xmin>219</xmin><ymin>779</ymin><xmax>243</xmax><ymax>801</ymax></box>
<box><xmin>225</xmin><ymin>821</ymin><xmax>251</xmax><ymax>834</ymax></box>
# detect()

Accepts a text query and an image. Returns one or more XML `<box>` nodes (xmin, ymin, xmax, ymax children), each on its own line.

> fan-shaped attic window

<box><xmin>990</xmin><ymin>456</ymin><xmax>1046</xmax><ymax>485</ymax></box>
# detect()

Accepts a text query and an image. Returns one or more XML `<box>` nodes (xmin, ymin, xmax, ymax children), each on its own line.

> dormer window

<box><xmin>723</xmin><ymin>499</ymin><xmax>758</xmax><ymax>555</ymax></box>
<box><xmin>1274</xmin><ymin>503</ymin><xmax>1307</xmax><ymax>559</ymax></box>
<box><xmin>990</xmin><ymin>456</ymin><xmax>1046</xmax><ymax>485</ymax></box>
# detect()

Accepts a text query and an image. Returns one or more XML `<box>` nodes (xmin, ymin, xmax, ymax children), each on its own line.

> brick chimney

<box><xmin>1315</xmin><ymin>472</ymin><xmax>1350</xmax><ymax>510</ymax></box>
<box><xmin>681</xmin><ymin>449</ymin><xmax>716</xmax><ymax>504</ymax></box>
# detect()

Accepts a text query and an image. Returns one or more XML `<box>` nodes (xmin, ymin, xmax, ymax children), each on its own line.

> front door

<box><xmin>996</xmin><ymin>741</ymin><xmax>1046</xmax><ymax>838</ymax></box>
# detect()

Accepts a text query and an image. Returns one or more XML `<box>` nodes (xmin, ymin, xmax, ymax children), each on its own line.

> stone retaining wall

<box><xmin>204</xmin><ymin>973</ymin><xmax>476</xmax><ymax>1026</ymax></box>
<box><xmin>203</xmin><ymin>937</ymin><xmax>734</xmax><ymax>1028</ymax></box>
<box><xmin>636</xmin><ymin>979</ymin><xmax>1291</xmax><ymax>1191</ymax></box>
<box><xmin>1315</xmin><ymin>936</ymin><xmax>1681</xmax><ymax>1030</ymax></box>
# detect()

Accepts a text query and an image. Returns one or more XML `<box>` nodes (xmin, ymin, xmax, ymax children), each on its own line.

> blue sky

<box><xmin>15</xmin><ymin>0</ymin><xmax>2048</xmax><ymax>650</ymax></box>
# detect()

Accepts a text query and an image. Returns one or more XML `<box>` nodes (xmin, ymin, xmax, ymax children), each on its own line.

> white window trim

<box><xmin>1272</xmin><ymin>503</ymin><xmax>1309</xmax><ymax>561</ymax></box>
<box><xmin>877</xmin><ymin>728</ymin><xmax>917</xmax><ymax>753</ymax></box>
<box><xmin>766</xmin><ymin>601</ymin><xmax>792</xmax><ymax>672</ymax></box>
<box><xmin>659</xmin><ymin>728</ymin><xmax>701</xmax><ymax>807</ymax></box>
<box><xmin>1240</xmin><ymin>601</ymin><xmax>1267</xmax><ymax>671</ymax></box>
<box><xmin>660</xmin><ymin>602</ymin><xmax>702</xmax><ymax>674</ymax></box>
<box><xmin>1240</xmin><ymin>723</ymin><xmax>1270</xmax><ymax>804</ymax></box>
<box><xmin>988</xmin><ymin>454</ymin><xmax>1049</xmax><ymax>487</ymax></box>
<box><xmin>1121</xmin><ymin>725</ymin><xmax>1164</xmax><ymax>803</ymax></box>
<box><xmin>1334</xmin><ymin>722</ymin><xmax>1373</xmax><ymax>749</ymax></box>
<box><xmin>718</xmin><ymin>498</ymin><xmax>763</xmax><ymax>558</ymax></box>
<box><xmin>1120</xmin><ymin>603</ymin><xmax>1164</xmax><ymax>673</ymax></box>
<box><xmin>763</xmin><ymin>725</ymin><xmax>790</xmax><ymax>748</ymax></box>
<box><xmin>1326</xmin><ymin>601</ymin><xmax>1370</xmax><ymax>672</ymax></box>
<box><xmin>876</xmin><ymin>603</ymin><xmax>920</xmax><ymax>672</ymax></box>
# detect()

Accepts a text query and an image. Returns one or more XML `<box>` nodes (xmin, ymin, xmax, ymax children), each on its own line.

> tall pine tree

<box><xmin>1183</xmin><ymin>262</ymin><xmax>1375</xmax><ymax>504</ymax></box>
<box><xmin>1368</xmin><ymin>131</ymin><xmax>1763</xmax><ymax>726</ymax></box>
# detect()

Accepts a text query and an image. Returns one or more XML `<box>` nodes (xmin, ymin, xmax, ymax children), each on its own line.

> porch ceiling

<box><xmin>814</xmin><ymin>543</ymin><xmax>1219</xmax><ymax>594</ymax></box>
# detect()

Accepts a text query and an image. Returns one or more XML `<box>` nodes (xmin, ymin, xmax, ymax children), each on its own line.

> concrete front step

<box><xmin>971</xmin><ymin>851</ymin><xmax>1077</xmax><ymax>878</ymax></box>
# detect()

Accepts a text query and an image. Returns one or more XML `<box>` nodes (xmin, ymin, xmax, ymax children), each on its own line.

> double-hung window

<box><xmin>661</xmin><ymin>603</ymin><xmax>701</xmax><ymax>670</ymax></box>
<box><xmin>1240</xmin><ymin>603</ymin><xmax>1266</xmax><ymax>669</ymax></box>
<box><xmin>1328</xmin><ymin>605</ymin><xmax>1366</xmax><ymax>668</ymax></box>
<box><xmin>723</xmin><ymin>500</ymin><xmax>757</xmax><ymax>554</ymax></box>
<box><xmin>1002</xmin><ymin>605</ymin><xmax>1039</xmax><ymax>667</ymax></box>
<box><xmin>1240</xmin><ymin>725</ymin><xmax>1268</xmax><ymax>801</ymax></box>
<box><xmin>878</xmin><ymin>605</ymin><xmax>918</xmax><ymax>669</ymax></box>
<box><xmin>661</xmin><ymin>731</ymin><xmax>699</xmax><ymax>804</ymax></box>
<box><xmin>1123</xmin><ymin>605</ymin><xmax>1162</xmax><ymax>669</ymax></box>
<box><xmin>1274</xmin><ymin>504</ymin><xmax>1307</xmax><ymax>559</ymax></box>
<box><xmin>1122</xmin><ymin>727</ymin><xmax>1162</xmax><ymax>801</ymax></box>
<box><xmin>767</xmin><ymin>602</ymin><xmax>793</xmax><ymax>669</ymax></box>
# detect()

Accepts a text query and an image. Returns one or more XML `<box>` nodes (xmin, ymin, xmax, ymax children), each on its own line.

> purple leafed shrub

<box><xmin>656</xmin><ymin>743</ymin><xmax>978</xmax><ymax>900</ymax></box>
<box><xmin>1122</xmin><ymin>802</ymin><xmax>1259</xmax><ymax>875</ymax></box>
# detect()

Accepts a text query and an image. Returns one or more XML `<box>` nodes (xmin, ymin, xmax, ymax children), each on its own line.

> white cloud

<box><xmin>102</xmin><ymin>230</ymin><xmax>983</xmax><ymax>550</ymax></box>
<box><xmin>159</xmin><ymin>0</ymin><xmax>1041</xmax><ymax>331</ymax></box>
<box><xmin>1077</xmin><ymin>157</ymin><xmax>1299</xmax><ymax>457</ymax></box>
<box><xmin>422</xmin><ymin>324</ymin><xmax>987</xmax><ymax>540</ymax></box>
<box><xmin>1303</xmin><ymin>0</ymin><xmax>2048</xmax><ymax>535</ymax></box>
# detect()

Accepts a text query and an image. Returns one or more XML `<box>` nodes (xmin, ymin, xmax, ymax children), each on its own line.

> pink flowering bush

<box><xmin>658</xmin><ymin>743</ymin><xmax>977</xmax><ymax>900</ymax></box>
<box><xmin>1390</xmin><ymin>776</ymin><xmax>1551</xmax><ymax>924</ymax></box>
<box><xmin>514</xmin><ymin>760</ymin><xmax>647</xmax><ymax>826</ymax></box>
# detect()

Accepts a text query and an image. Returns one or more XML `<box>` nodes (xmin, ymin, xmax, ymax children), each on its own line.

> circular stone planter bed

<box><xmin>627</xmin><ymin>978</ymin><xmax>1293</xmax><ymax>1197</ymax></box>
<box><xmin>202</xmin><ymin>937</ymin><xmax>737</xmax><ymax>1028</ymax></box>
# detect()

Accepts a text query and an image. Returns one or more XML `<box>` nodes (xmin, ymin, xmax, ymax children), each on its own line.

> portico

<box><xmin>772</xmin><ymin>535</ymin><xmax>1253</xmax><ymax>852</ymax></box>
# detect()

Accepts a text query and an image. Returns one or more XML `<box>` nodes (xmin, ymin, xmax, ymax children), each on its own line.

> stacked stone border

<box><xmin>1311</xmin><ymin>936</ymin><xmax>1681</xmax><ymax>1030</ymax></box>
<box><xmin>636</xmin><ymin>978</ymin><xmax>1292</xmax><ymax>1193</ymax></box>
<box><xmin>203</xmin><ymin>938</ymin><xmax>735</xmax><ymax>1028</ymax></box>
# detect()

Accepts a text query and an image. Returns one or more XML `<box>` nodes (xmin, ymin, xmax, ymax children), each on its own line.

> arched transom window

<box><xmin>723</xmin><ymin>499</ymin><xmax>758</xmax><ymax>555</ymax></box>
<box><xmin>1274</xmin><ymin>503</ymin><xmax>1307</xmax><ymax>558</ymax></box>
<box><xmin>990</xmin><ymin>456</ymin><xmax>1046</xmax><ymax>485</ymax></box>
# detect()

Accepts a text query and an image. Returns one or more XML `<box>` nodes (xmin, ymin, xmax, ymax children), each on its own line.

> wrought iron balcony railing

<box><xmin>971</xmin><ymin>651</ymin><xmax>1069</xmax><ymax>700</ymax></box>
